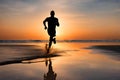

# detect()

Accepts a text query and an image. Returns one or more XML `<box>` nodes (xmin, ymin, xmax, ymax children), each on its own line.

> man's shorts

<box><xmin>47</xmin><ymin>29</ymin><xmax>56</xmax><ymax>37</ymax></box>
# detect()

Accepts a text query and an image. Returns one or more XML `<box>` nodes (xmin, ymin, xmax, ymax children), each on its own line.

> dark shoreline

<box><xmin>90</xmin><ymin>45</ymin><xmax>120</xmax><ymax>53</ymax></box>
<box><xmin>0</xmin><ymin>40</ymin><xmax>120</xmax><ymax>43</ymax></box>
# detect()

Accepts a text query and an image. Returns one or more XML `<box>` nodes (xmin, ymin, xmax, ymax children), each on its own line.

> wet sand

<box><xmin>0</xmin><ymin>42</ymin><xmax>120</xmax><ymax>80</ymax></box>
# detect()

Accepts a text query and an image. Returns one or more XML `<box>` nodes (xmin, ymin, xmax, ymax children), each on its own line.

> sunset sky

<box><xmin>0</xmin><ymin>0</ymin><xmax>120</xmax><ymax>40</ymax></box>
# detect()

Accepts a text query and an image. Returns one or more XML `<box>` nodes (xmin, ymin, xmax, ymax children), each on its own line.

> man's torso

<box><xmin>46</xmin><ymin>17</ymin><xmax>58</xmax><ymax>30</ymax></box>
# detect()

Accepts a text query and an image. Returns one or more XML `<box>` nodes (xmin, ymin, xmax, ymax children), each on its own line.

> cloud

<box><xmin>0</xmin><ymin>0</ymin><xmax>51</xmax><ymax>17</ymax></box>
<box><xmin>94</xmin><ymin>0</ymin><xmax>120</xmax><ymax>3</ymax></box>
<box><xmin>63</xmin><ymin>0</ymin><xmax>120</xmax><ymax>14</ymax></box>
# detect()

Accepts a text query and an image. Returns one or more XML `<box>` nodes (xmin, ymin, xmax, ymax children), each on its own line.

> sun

<box><xmin>56</xmin><ymin>28</ymin><xmax>61</xmax><ymax>37</ymax></box>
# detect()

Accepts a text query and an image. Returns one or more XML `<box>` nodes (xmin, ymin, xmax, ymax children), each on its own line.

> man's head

<box><xmin>50</xmin><ymin>10</ymin><xmax>55</xmax><ymax>17</ymax></box>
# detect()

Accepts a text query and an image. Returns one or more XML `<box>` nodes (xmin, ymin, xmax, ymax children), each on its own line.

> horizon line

<box><xmin>0</xmin><ymin>40</ymin><xmax>120</xmax><ymax>43</ymax></box>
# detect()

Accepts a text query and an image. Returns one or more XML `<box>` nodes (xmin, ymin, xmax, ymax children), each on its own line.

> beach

<box><xmin>0</xmin><ymin>42</ymin><xmax>120</xmax><ymax>80</ymax></box>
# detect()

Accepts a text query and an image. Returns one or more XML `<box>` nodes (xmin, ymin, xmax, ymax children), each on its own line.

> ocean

<box><xmin>0</xmin><ymin>41</ymin><xmax>120</xmax><ymax>80</ymax></box>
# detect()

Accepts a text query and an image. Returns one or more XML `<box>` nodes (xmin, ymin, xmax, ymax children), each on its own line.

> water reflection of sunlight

<box><xmin>0</xmin><ymin>42</ymin><xmax>120</xmax><ymax>80</ymax></box>
<box><xmin>52</xmin><ymin>43</ymin><xmax>120</xmax><ymax>70</ymax></box>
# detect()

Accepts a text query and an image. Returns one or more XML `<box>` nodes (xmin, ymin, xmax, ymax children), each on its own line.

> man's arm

<box><xmin>43</xmin><ymin>18</ymin><xmax>48</xmax><ymax>30</ymax></box>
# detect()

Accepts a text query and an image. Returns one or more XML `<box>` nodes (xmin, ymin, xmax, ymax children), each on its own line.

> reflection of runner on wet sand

<box><xmin>44</xmin><ymin>58</ymin><xmax>57</xmax><ymax>80</ymax></box>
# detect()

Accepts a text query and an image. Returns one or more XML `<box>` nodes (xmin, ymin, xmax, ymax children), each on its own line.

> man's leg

<box><xmin>52</xmin><ymin>37</ymin><xmax>56</xmax><ymax>44</ymax></box>
<box><xmin>49</xmin><ymin>36</ymin><xmax>53</xmax><ymax>48</ymax></box>
<box><xmin>51</xmin><ymin>30</ymin><xmax>56</xmax><ymax>44</ymax></box>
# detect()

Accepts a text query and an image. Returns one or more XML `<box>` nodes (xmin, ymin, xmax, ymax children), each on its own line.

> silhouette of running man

<box><xmin>43</xmin><ymin>10</ymin><xmax>60</xmax><ymax>48</ymax></box>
